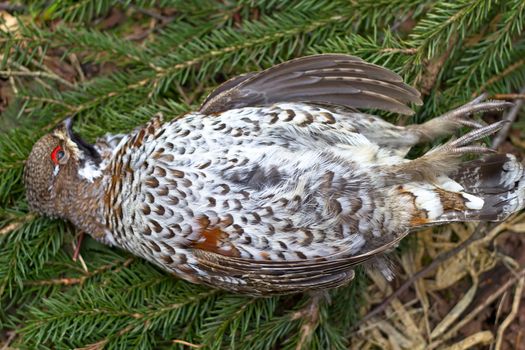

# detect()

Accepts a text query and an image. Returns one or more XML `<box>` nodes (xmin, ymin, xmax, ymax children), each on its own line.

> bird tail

<box><xmin>402</xmin><ymin>154</ymin><xmax>525</xmax><ymax>229</ymax></box>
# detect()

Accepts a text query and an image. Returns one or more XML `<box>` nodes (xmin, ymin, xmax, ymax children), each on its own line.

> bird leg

<box><xmin>72</xmin><ymin>230</ymin><xmax>89</xmax><ymax>272</ymax></box>
<box><xmin>407</xmin><ymin>93</ymin><xmax>513</xmax><ymax>143</ymax></box>
<box><xmin>291</xmin><ymin>291</ymin><xmax>329</xmax><ymax>350</ymax></box>
<box><xmin>387</xmin><ymin>121</ymin><xmax>506</xmax><ymax>183</ymax></box>
<box><xmin>72</xmin><ymin>231</ymin><xmax>85</xmax><ymax>262</ymax></box>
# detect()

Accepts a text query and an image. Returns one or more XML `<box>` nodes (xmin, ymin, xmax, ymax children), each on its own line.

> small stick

<box><xmin>492</xmin><ymin>93</ymin><xmax>525</xmax><ymax>100</ymax></box>
<box><xmin>494</xmin><ymin>277</ymin><xmax>524</xmax><ymax>350</ymax></box>
<box><xmin>492</xmin><ymin>85</ymin><xmax>525</xmax><ymax>149</ymax></box>
<box><xmin>69</xmin><ymin>53</ymin><xmax>85</xmax><ymax>82</ymax></box>
<box><xmin>0</xmin><ymin>330</ymin><xmax>16</xmax><ymax>350</ymax></box>
<box><xmin>8</xmin><ymin>70</ymin><xmax>18</xmax><ymax>94</ymax></box>
<box><xmin>172</xmin><ymin>340</ymin><xmax>202</xmax><ymax>348</ymax></box>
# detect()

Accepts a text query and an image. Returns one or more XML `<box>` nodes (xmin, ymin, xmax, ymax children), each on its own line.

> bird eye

<box><xmin>51</xmin><ymin>145</ymin><xmax>66</xmax><ymax>165</ymax></box>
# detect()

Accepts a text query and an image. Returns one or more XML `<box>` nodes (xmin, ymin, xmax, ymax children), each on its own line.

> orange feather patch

<box><xmin>191</xmin><ymin>217</ymin><xmax>240</xmax><ymax>257</ymax></box>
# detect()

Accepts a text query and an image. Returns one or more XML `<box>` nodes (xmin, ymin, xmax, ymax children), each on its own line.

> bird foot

<box><xmin>388</xmin><ymin>121</ymin><xmax>505</xmax><ymax>183</ymax></box>
<box><xmin>409</xmin><ymin>93</ymin><xmax>513</xmax><ymax>142</ymax></box>
<box><xmin>436</xmin><ymin>93</ymin><xmax>512</xmax><ymax>126</ymax></box>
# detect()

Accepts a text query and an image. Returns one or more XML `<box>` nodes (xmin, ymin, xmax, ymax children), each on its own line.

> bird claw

<box><xmin>429</xmin><ymin>120</ymin><xmax>506</xmax><ymax>156</ymax></box>
<box><xmin>464</xmin><ymin>92</ymin><xmax>489</xmax><ymax>106</ymax></box>
<box><xmin>448</xmin><ymin>120</ymin><xmax>507</xmax><ymax>148</ymax></box>
<box><xmin>453</xmin><ymin>118</ymin><xmax>486</xmax><ymax>129</ymax></box>
<box><xmin>448</xmin><ymin>145</ymin><xmax>497</xmax><ymax>155</ymax></box>
<box><xmin>438</xmin><ymin>94</ymin><xmax>513</xmax><ymax>129</ymax></box>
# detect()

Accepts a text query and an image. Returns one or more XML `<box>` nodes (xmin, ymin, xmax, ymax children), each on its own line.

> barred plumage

<box><xmin>24</xmin><ymin>54</ymin><xmax>521</xmax><ymax>295</ymax></box>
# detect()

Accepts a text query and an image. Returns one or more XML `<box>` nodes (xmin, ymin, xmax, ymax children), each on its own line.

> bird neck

<box><xmin>62</xmin><ymin>170</ymin><xmax>110</xmax><ymax>243</ymax></box>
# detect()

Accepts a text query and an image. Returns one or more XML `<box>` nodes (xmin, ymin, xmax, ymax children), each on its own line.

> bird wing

<box><xmin>199</xmin><ymin>54</ymin><xmax>422</xmax><ymax>116</ymax></box>
<box><xmin>192</xmin><ymin>230</ymin><xmax>409</xmax><ymax>295</ymax></box>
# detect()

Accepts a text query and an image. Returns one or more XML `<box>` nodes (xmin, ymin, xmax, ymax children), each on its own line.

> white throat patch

<box><xmin>78</xmin><ymin>161</ymin><xmax>102</xmax><ymax>182</ymax></box>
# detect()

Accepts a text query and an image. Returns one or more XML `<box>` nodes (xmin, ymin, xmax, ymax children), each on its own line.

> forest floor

<box><xmin>351</xmin><ymin>220</ymin><xmax>525</xmax><ymax>349</ymax></box>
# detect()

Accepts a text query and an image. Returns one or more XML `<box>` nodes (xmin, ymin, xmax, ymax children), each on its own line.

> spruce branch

<box><xmin>44</xmin><ymin>0</ymin><xmax>115</xmax><ymax>22</ymax></box>
<box><xmin>19</xmin><ymin>95</ymin><xmax>77</xmax><ymax>111</ymax></box>
<box><xmin>201</xmin><ymin>296</ymin><xmax>276</xmax><ymax>348</ymax></box>
<box><xmin>409</xmin><ymin>0</ymin><xmax>495</xmax><ymax>63</ymax></box>
<box><xmin>0</xmin><ymin>218</ymin><xmax>65</xmax><ymax>297</ymax></box>
<box><xmin>24</xmin><ymin>257</ymin><xmax>134</xmax><ymax>286</ymax></box>
<box><xmin>477</xmin><ymin>57</ymin><xmax>525</xmax><ymax>94</ymax></box>
<box><xmin>449</xmin><ymin>0</ymin><xmax>525</xmax><ymax>93</ymax></box>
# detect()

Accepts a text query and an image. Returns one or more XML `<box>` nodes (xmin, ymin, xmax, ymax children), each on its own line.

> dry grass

<box><xmin>350</xmin><ymin>214</ymin><xmax>525</xmax><ymax>350</ymax></box>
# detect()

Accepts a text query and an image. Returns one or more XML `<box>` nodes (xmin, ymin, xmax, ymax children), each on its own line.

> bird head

<box><xmin>24</xmin><ymin>118</ymin><xmax>102</xmax><ymax>218</ymax></box>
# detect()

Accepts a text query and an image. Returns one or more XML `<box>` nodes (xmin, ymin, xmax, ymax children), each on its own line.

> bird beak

<box><xmin>63</xmin><ymin>117</ymin><xmax>74</xmax><ymax>137</ymax></box>
<box><xmin>59</xmin><ymin>117</ymin><xmax>101</xmax><ymax>164</ymax></box>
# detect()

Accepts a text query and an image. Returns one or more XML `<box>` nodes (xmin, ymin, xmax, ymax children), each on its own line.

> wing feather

<box><xmin>199</xmin><ymin>54</ymin><xmax>422</xmax><ymax>116</ymax></box>
<box><xmin>192</xmin><ymin>231</ymin><xmax>408</xmax><ymax>294</ymax></box>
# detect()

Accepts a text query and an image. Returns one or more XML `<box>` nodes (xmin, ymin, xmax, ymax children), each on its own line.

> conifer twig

<box><xmin>379</xmin><ymin>48</ymin><xmax>417</xmax><ymax>54</ymax></box>
<box><xmin>4</xmin><ymin>59</ymin><xmax>53</xmax><ymax>90</ymax></box>
<box><xmin>24</xmin><ymin>257</ymin><xmax>134</xmax><ymax>286</ymax></box>
<box><xmin>0</xmin><ymin>70</ymin><xmax>75</xmax><ymax>88</ymax></box>
<box><xmin>0</xmin><ymin>221</ymin><xmax>23</xmax><ymax>236</ymax></box>
<box><xmin>69</xmin><ymin>53</ymin><xmax>86</xmax><ymax>82</ymax></box>
<box><xmin>28</xmin><ymin>56</ymin><xmax>77</xmax><ymax>89</ymax></box>
<box><xmin>478</xmin><ymin>58</ymin><xmax>525</xmax><ymax>94</ymax></box>
<box><xmin>6</xmin><ymin>55</ymin><xmax>77</xmax><ymax>89</ymax></box>
<box><xmin>0</xmin><ymin>214</ymin><xmax>36</xmax><ymax>236</ymax></box>
<box><xmin>292</xmin><ymin>293</ymin><xmax>322</xmax><ymax>350</ymax></box>
<box><xmin>20</xmin><ymin>95</ymin><xmax>76</xmax><ymax>110</ymax></box>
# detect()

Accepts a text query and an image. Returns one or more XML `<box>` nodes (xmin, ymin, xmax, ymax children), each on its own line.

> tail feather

<box><xmin>404</xmin><ymin>154</ymin><xmax>525</xmax><ymax>229</ymax></box>
<box><xmin>451</xmin><ymin>154</ymin><xmax>523</xmax><ymax>194</ymax></box>
<box><xmin>449</xmin><ymin>154</ymin><xmax>525</xmax><ymax>221</ymax></box>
